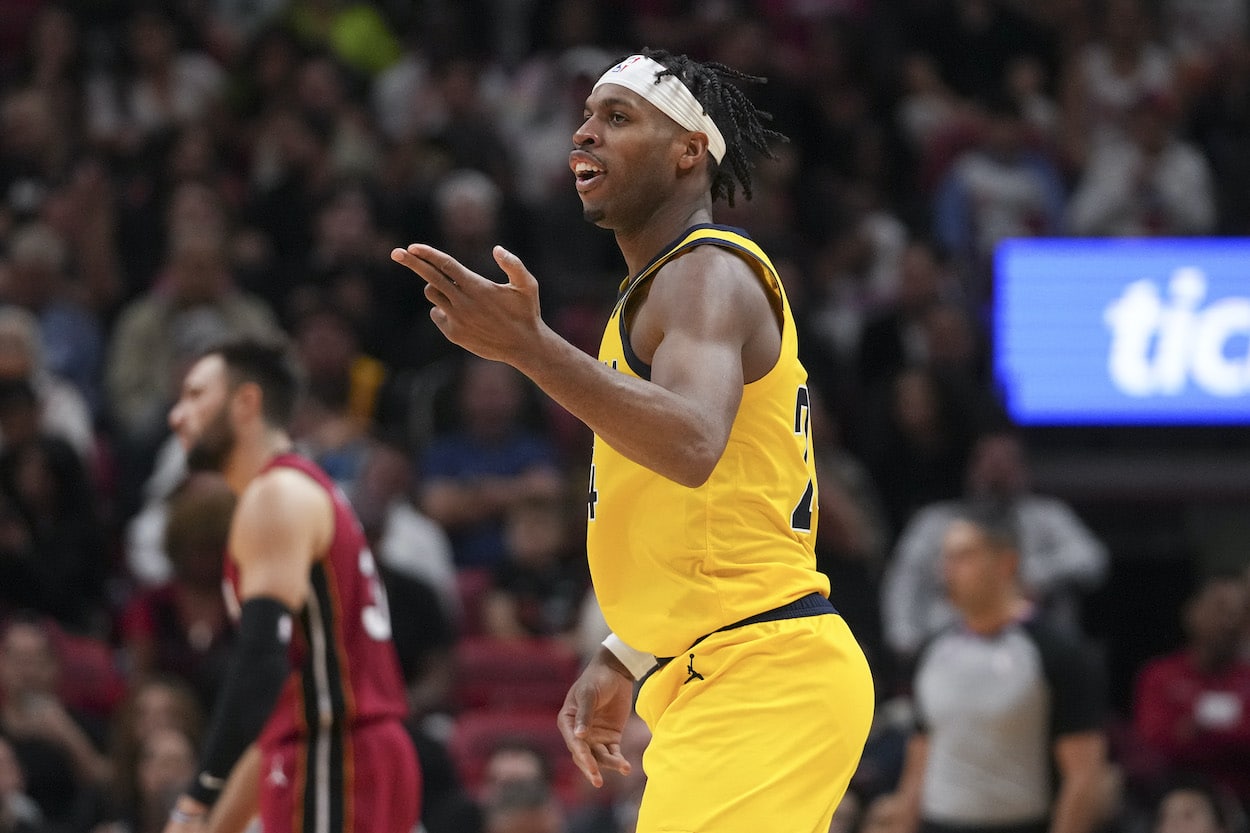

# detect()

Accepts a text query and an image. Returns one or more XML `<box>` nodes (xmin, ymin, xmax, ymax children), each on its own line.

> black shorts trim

<box><xmin>656</xmin><ymin>592</ymin><xmax>837</xmax><ymax>664</ymax></box>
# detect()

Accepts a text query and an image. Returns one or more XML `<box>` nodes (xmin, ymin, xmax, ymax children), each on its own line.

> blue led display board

<box><xmin>994</xmin><ymin>238</ymin><xmax>1250</xmax><ymax>425</ymax></box>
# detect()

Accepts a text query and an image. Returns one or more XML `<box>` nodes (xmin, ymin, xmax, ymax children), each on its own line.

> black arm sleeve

<box><xmin>186</xmin><ymin>596</ymin><xmax>294</xmax><ymax>807</ymax></box>
<box><xmin>1025</xmin><ymin>618</ymin><xmax>1107</xmax><ymax>739</ymax></box>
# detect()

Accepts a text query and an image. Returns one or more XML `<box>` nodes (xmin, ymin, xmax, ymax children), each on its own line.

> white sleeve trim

<box><xmin>602</xmin><ymin>633</ymin><xmax>656</xmax><ymax>680</ymax></box>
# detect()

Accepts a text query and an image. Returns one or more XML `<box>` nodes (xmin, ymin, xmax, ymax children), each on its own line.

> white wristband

<box><xmin>602</xmin><ymin>633</ymin><xmax>656</xmax><ymax>680</ymax></box>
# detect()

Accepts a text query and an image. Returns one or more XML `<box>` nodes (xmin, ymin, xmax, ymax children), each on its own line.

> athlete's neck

<box><xmin>962</xmin><ymin>595</ymin><xmax>1032</xmax><ymax>637</ymax></box>
<box><xmin>222</xmin><ymin>429</ymin><xmax>293</xmax><ymax>494</ymax></box>
<box><xmin>615</xmin><ymin>201</ymin><xmax>713</xmax><ymax>277</ymax></box>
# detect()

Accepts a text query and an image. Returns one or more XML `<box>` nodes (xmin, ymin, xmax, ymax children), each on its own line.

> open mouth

<box><xmin>573</xmin><ymin>160</ymin><xmax>604</xmax><ymax>189</ymax></box>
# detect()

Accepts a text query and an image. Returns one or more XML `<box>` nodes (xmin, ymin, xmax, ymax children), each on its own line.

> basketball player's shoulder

<box><xmin>236</xmin><ymin>467</ymin><xmax>334</xmax><ymax>542</ymax></box>
<box><xmin>653</xmin><ymin>243</ymin><xmax>765</xmax><ymax>309</ymax></box>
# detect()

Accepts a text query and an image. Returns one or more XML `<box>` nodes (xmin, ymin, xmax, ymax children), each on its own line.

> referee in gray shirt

<box><xmin>895</xmin><ymin>502</ymin><xmax>1116</xmax><ymax>833</ymax></box>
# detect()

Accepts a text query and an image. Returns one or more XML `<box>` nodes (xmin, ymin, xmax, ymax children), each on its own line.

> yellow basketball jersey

<box><xmin>586</xmin><ymin>225</ymin><xmax>829</xmax><ymax>658</ymax></box>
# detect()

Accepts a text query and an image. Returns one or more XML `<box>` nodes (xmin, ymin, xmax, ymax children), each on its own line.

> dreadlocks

<box><xmin>641</xmin><ymin>48</ymin><xmax>788</xmax><ymax>206</ymax></box>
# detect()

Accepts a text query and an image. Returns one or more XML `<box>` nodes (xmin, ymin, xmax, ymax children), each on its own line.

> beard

<box><xmin>185</xmin><ymin>405</ymin><xmax>236</xmax><ymax>473</ymax></box>
<box><xmin>582</xmin><ymin>205</ymin><xmax>606</xmax><ymax>226</ymax></box>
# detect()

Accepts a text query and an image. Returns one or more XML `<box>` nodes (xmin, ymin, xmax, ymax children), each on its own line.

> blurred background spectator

<box><xmin>0</xmin><ymin>617</ymin><xmax>112</xmax><ymax>833</ymax></box>
<box><xmin>418</xmin><ymin>356</ymin><xmax>564</xmax><ymax>572</ymax></box>
<box><xmin>1129</xmin><ymin>573</ymin><xmax>1250</xmax><ymax>811</ymax></box>
<box><xmin>115</xmin><ymin>473</ymin><xmax>234</xmax><ymax>712</ymax></box>
<box><xmin>881</xmin><ymin>430</ymin><xmax>1109</xmax><ymax>664</ymax></box>
<box><xmin>100</xmin><ymin>675</ymin><xmax>202</xmax><ymax>833</ymax></box>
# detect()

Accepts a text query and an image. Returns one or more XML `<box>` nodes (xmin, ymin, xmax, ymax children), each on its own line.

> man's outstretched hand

<box><xmin>390</xmin><ymin>243</ymin><xmax>546</xmax><ymax>364</ymax></box>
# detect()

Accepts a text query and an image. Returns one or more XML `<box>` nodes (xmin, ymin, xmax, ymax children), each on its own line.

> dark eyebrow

<box><xmin>584</xmin><ymin>93</ymin><xmax>643</xmax><ymax>112</ymax></box>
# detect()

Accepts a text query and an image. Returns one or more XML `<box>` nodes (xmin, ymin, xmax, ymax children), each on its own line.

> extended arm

<box><xmin>206</xmin><ymin>744</ymin><xmax>261</xmax><ymax>833</ymax></box>
<box><xmin>881</xmin><ymin>508</ymin><xmax>951</xmax><ymax>657</ymax></box>
<box><xmin>1023</xmin><ymin>500</ymin><xmax>1108</xmax><ymax>595</ymax></box>
<box><xmin>1050</xmin><ymin>731</ymin><xmax>1112</xmax><ymax>833</ymax></box>
<box><xmin>166</xmin><ymin>470</ymin><xmax>330</xmax><ymax>830</ymax></box>
<box><xmin>894</xmin><ymin>732</ymin><xmax>929</xmax><ymax>833</ymax></box>
<box><xmin>391</xmin><ymin>243</ymin><xmax>775</xmax><ymax>487</ymax></box>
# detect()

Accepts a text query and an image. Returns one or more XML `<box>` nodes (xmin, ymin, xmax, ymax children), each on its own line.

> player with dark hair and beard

<box><xmin>162</xmin><ymin>337</ymin><xmax>419</xmax><ymax>833</ymax></box>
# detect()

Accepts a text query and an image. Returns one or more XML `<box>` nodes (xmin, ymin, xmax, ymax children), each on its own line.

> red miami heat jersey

<box><xmin>223</xmin><ymin>453</ymin><xmax>408</xmax><ymax>748</ymax></box>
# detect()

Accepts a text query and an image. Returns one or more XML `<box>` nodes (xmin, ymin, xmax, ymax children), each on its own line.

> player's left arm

<box><xmin>205</xmin><ymin>744</ymin><xmax>261</xmax><ymax>833</ymax></box>
<box><xmin>1049</xmin><ymin>730</ymin><xmax>1113</xmax><ymax>833</ymax></box>
<box><xmin>166</xmin><ymin>470</ymin><xmax>332</xmax><ymax>831</ymax></box>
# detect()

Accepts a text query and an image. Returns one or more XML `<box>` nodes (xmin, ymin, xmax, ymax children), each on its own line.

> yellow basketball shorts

<box><xmin>633</xmin><ymin>612</ymin><xmax>874</xmax><ymax>833</ymax></box>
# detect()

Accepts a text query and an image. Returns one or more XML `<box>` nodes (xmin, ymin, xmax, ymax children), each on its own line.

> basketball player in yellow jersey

<box><xmin>391</xmin><ymin>48</ymin><xmax>874</xmax><ymax>833</ymax></box>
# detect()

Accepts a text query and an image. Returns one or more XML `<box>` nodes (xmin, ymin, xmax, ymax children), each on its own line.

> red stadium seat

<box><xmin>452</xmin><ymin>635</ymin><xmax>581</xmax><ymax>713</ymax></box>
<box><xmin>49</xmin><ymin>623</ymin><xmax>127</xmax><ymax>718</ymax></box>
<box><xmin>455</xmin><ymin>568</ymin><xmax>493</xmax><ymax>637</ymax></box>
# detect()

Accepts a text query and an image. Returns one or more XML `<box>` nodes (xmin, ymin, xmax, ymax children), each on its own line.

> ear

<box><xmin>232</xmin><ymin>380</ymin><xmax>264</xmax><ymax>421</ymax></box>
<box><xmin>1000</xmin><ymin>549</ymin><xmax>1021</xmax><ymax>582</ymax></box>
<box><xmin>676</xmin><ymin>131</ymin><xmax>710</xmax><ymax>171</ymax></box>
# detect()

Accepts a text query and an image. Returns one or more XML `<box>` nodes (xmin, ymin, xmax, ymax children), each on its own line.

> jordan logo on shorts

<box><xmin>268</xmin><ymin>754</ymin><xmax>289</xmax><ymax>788</ymax></box>
<box><xmin>684</xmin><ymin>653</ymin><xmax>704</xmax><ymax>684</ymax></box>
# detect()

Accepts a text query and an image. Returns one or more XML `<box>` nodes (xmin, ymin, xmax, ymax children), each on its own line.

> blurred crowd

<box><xmin>0</xmin><ymin>1</ymin><xmax>1248</xmax><ymax>832</ymax></box>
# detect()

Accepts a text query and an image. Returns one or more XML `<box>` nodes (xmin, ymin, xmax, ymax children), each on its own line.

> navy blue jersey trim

<box><xmin>615</xmin><ymin>225</ymin><xmax>770</xmax><ymax>381</ymax></box>
<box><xmin>654</xmin><ymin>593</ymin><xmax>836</xmax><ymax>663</ymax></box>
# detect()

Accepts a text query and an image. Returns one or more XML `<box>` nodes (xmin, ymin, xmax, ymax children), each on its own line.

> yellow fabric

<box><xmin>633</xmin><ymin>613</ymin><xmax>875</xmax><ymax>832</ymax></box>
<box><xmin>347</xmin><ymin>355</ymin><xmax>386</xmax><ymax>425</ymax></box>
<box><xmin>586</xmin><ymin>225</ymin><xmax>828</xmax><ymax>658</ymax></box>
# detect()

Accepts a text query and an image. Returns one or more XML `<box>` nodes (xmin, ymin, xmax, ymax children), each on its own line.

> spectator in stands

<box><xmin>121</xmin><ymin>437</ymin><xmax>190</xmax><ymax>590</ymax></box>
<box><xmin>103</xmin><ymin>675</ymin><xmax>202</xmax><ymax>833</ymax></box>
<box><xmin>0</xmin><ymin>386</ymin><xmax>107</xmax><ymax>632</ymax></box>
<box><xmin>1190</xmin><ymin>38</ymin><xmax>1250</xmax><ymax>232</ymax></box>
<box><xmin>855</xmin><ymin>241</ymin><xmax>952</xmax><ymax>399</ymax></box>
<box><xmin>99</xmin><ymin>726</ymin><xmax>197</xmax><ymax>833</ymax></box>
<box><xmin>105</xmin><ymin>226</ymin><xmax>280</xmax><ymax>458</ymax></box>
<box><xmin>896</xmin><ymin>53</ymin><xmax>972</xmax><ymax>170</ymax></box>
<box><xmin>426</xmin><ymin>58</ymin><xmax>514</xmax><ymax>193</ymax></box>
<box><xmin>860</xmin><ymin>366</ymin><xmax>979</xmax><ymax>541</ymax></box>
<box><xmin>0</xmin><ymin>307</ymin><xmax>94</xmax><ymax>461</ymax></box>
<box><xmin>0</xmin><ymin>616</ymin><xmax>112</xmax><ymax>833</ymax></box>
<box><xmin>931</xmin><ymin>95</ymin><xmax>1067</xmax><ymax>301</ymax></box>
<box><xmin>893</xmin><ymin>504</ymin><xmax>1114</xmax><ymax>833</ymax></box>
<box><xmin>117</xmin><ymin>472</ymin><xmax>235</xmax><ymax>711</ymax></box>
<box><xmin>0</xmin><ymin>86</ymin><xmax>74</xmax><ymax>225</ymax></box>
<box><xmin>479</xmin><ymin>739</ymin><xmax>555</xmax><ymax>806</ymax></box>
<box><xmin>284</xmin><ymin>0</ymin><xmax>403</xmax><ymax>78</ymax></box>
<box><xmin>418</xmin><ymin>356</ymin><xmax>563</xmax><ymax>571</ymax></box>
<box><xmin>482</xmin><ymin>777</ymin><xmax>565</xmax><ymax>833</ymax></box>
<box><xmin>83</xmin><ymin>7</ymin><xmax>226</xmax><ymax>158</ymax></box>
<box><xmin>1060</xmin><ymin>0</ymin><xmax>1174</xmax><ymax>169</ymax></box>
<box><xmin>1153</xmin><ymin>776</ymin><xmax>1243</xmax><ymax>833</ymax></box>
<box><xmin>482</xmin><ymin>492</ymin><xmax>589</xmax><ymax>643</ymax></box>
<box><xmin>351</xmin><ymin>437</ymin><xmax>459</xmax><ymax>622</ymax></box>
<box><xmin>0</xmin><ymin>735</ymin><xmax>42</xmax><ymax>833</ymax></box>
<box><xmin>1132</xmin><ymin>573</ymin><xmax>1250</xmax><ymax>807</ymax></box>
<box><xmin>860</xmin><ymin>792</ymin><xmax>906</xmax><ymax>833</ymax></box>
<box><xmin>904</xmin><ymin>0</ymin><xmax>1058</xmax><ymax>108</ymax></box>
<box><xmin>9</xmin><ymin>5</ymin><xmax>87</xmax><ymax>135</ymax></box>
<box><xmin>881</xmin><ymin>430</ymin><xmax>1109</xmax><ymax>660</ymax></box>
<box><xmin>289</xmin><ymin>301</ymin><xmax>383</xmax><ymax>493</ymax></box>
<box><xmin>1067</xmin><ymin>91</ymin><xmax>1216</xmax><ymax>237</ymax></box>
<box><xmin>1</xmin><ymin>221</ymin><xmax>105</xmax><ymax>417</ymax></box>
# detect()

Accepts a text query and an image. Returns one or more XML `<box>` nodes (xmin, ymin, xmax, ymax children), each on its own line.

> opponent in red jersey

<box><xmin>163</xmin><ymin>338</ymin><xmax>419</xmax><ymax>833</ymax></box>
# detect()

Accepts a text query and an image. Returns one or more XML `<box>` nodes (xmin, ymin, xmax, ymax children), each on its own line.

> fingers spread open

<box><xmin>392</xmin><ymin>245</ymin><xmax>465</xmax><ymax>293</ymax></box>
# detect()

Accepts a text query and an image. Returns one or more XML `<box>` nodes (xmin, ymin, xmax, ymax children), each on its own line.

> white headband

<box><xmin>593</xmin><ymin>55</ymin><xmax>727</xmax><ymax>163</ymax></box>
